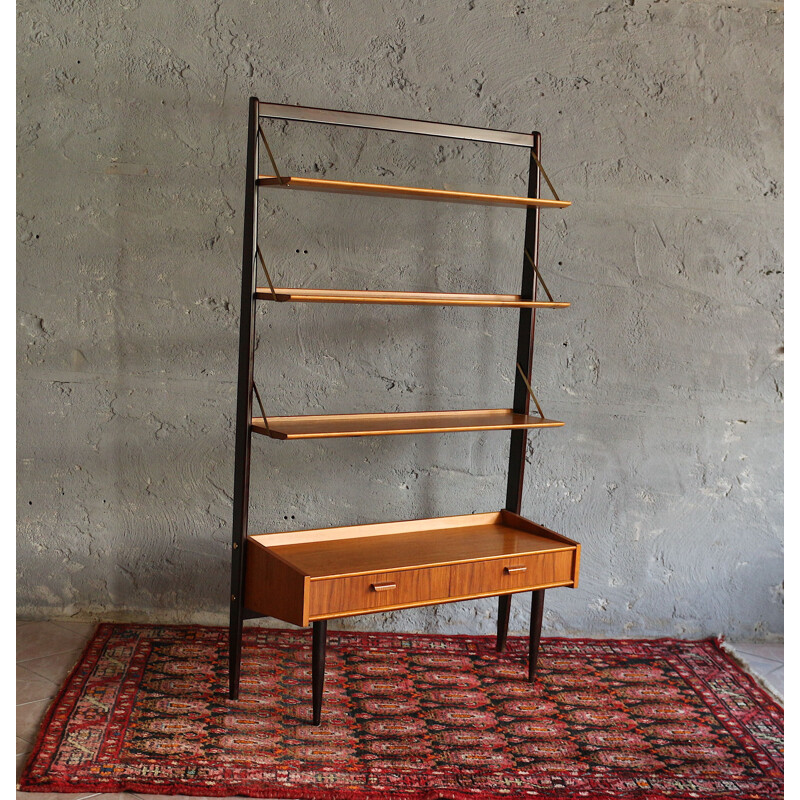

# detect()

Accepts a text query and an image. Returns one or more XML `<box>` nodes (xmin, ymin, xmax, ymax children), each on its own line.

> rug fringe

<box><xmin>716</xmin><ymin>636</ymin><xmax>784</xmax><ymax>705</ymax></box>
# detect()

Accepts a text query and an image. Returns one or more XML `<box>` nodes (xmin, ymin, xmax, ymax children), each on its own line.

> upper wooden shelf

<box><xmin>257</xmin><ymin>175</ymin><xmax>571</xmax><ymax>209</ymax></box>
<box><xmin>255</xmin><ymin>287</ymin><xmax>570</xmax><ymax>308</ymax></box>
<box><xmin>252</xmin><ymin>408</ymin><xmax>563</xmax><ymax>440</ymax></box>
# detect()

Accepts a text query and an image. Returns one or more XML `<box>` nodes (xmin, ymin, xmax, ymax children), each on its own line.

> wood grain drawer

<box><xmin>449</xmin><ymin>550</ymin><xmax>577</xmax><ymax>599</ymax></box>
<box><xmin>309</xmin><ymin>565</ymin><xmax>451</xmax><ymax>617</ymax></box>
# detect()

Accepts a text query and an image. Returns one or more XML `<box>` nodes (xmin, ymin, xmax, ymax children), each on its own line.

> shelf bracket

<box><xmin>516</xmin><ymin>363</ymin><xmax>546</xmax><ymax>419</ymax></box>
<box><xmin>530</xmin><ymin>150</ymin><xmax>561</xmax><ymax>203</ymax></box>
<box><xmin>258</xmin><ymin>125</ymin><xmax>288</xmax><ymax>184</ymax></box>
<box><xmin>253</xmin><ymin>381</ymin><xmax>269</xmax><ymax>431</ymax></box>
<box><xmin>524</xmin><ymin>248</ymin><xmax>554</xmax><ymax>304</ymax></box>
<box><xmin>256</xmin><ymin>246</ymin><xmax>278</xmax><ymax>301</ymax></box>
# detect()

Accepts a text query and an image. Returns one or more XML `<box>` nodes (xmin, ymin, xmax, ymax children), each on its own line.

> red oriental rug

<box><xmin>18</xmin><ymin>624</ymin><xmax>782</xmax><ymax>800</ymax></box>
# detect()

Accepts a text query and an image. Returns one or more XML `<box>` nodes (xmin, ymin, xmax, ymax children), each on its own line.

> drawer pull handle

<box><xmin>504</xmin><ymin>565</ymin><xmax>528</xmax><ymax>575</ymax></box>
<box><xmin>370</xmin><ymin>582</ymin><xmax>397</xmax><ymax>592</ymax></box>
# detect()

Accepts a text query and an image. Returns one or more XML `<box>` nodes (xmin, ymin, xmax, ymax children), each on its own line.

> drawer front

<box><xmin>449</xmin><ymin>550</ymin><xmax>576</xmax><ymax>599</ymax></box>
<box><xmin>310</xmin><ymin>565</ymin><xmax>451</xmax><ymax>618</ymax></box>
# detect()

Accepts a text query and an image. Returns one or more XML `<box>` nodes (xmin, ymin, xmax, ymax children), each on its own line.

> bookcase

<box><xmin>229</xmin><ymin>98</ymin><xmax>580</xmax><ymax>725</ymax></box>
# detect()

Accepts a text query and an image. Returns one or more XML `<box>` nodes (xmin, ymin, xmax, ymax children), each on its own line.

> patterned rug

<box><xmin>18</xmin><ymin>624</ymin><xmax>783</xmax><ymax>800</ymax></box>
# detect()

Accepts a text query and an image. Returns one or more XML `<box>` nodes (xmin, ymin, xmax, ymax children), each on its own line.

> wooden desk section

<box><xmin>244</xmin><ymin>510</ymin><xmax>580</xmax><ymax>627</ymax></box>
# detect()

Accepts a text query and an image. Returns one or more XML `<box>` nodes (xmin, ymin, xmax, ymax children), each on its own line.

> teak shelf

<box><xmin>255</xmin><ymin>287</ymin><xmax>570</xmax><ymax>308</ymax></box>
<box><xmin>252</xmin><ymin>409</ymin><xmax>564</xmax><ymax>440</ymax></box>
<box><xmin>229</xmin><ymin>99</ymin><xmax>579</xmax><ymax>726</ymax></box>
<box><xmin>257</xmin><ymin>175</ymin><xmax>571</xmax><ymax>209</ymax></box>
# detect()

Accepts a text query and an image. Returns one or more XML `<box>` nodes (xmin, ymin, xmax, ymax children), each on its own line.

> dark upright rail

<box><xmin>498</xmin><ymin>134</ymin><xmax>546</xmax><ymax>677</ymax></box>
<box><xmin>229</xmin><ymin>96</ymin><xmax>260</xmax><ymax>699</ymax></box>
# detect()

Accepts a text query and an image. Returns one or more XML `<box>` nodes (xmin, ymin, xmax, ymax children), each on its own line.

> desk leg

<box><xmin>228</xmin><ymin>609</ymin><xmax>243</xmax><ymax>699</ymax></box>
<box><xmin>496</xmin><ymin>594</ymin><xmax>512</xmax><ymax>652</ymax></box>
<box><xmin>528</xmin><ymin>588</ymin><xmax>545</xmax><ymax>682</ymax></box>
<box><xmin>312</xmin><ymin>620</ymin><xmax>327</xmax><ymax>726</ymax></box>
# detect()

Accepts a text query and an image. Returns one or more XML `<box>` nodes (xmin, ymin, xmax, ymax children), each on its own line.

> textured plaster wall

<box><xmin>17</xmin><ymin>0</ymin><xmax>783</xmax><ymax>639</ymax></box>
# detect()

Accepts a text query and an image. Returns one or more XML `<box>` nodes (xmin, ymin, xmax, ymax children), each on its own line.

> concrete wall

<box><xmin>17</xmin><ymin>0</ymin><xmax>783</xmax><ymax>639</ymax></box>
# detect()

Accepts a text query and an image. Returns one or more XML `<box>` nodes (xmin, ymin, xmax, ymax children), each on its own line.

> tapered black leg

<box><xmin>229</xmin><ymin>609</ymin><xmax>243</xmax><ymax>700</ymax></box>
<box><xmin>496</xmin><ymin>594</ymin><xmax>512</xmax><ymax>652</ymax></box>
<box><xmin>528</xmin><ymin>589</ymin><xmax>545</xmax><ymax>682</ymax></box>
<box><xmin>312</xmin><ymin>620</ymin><xmax>327</xmax><ymax>726</ymax></box>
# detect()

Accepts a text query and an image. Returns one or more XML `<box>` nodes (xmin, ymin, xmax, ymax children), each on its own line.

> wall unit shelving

<box><xmin>229</xmin><ymin>98</ymin><xmax>579</xmax><ymax>725</ymax></box>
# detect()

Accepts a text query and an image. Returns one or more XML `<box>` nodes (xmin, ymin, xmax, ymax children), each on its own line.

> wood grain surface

<box><xmin>252</xmin><ymin>409</ymin><xmax>564</xmax><ymax>439</ymax></box>
<box><xmin>257</xmin><ymin>175</ymin><xmax>571</xmax><ymax>209</ymax></box>
<box><xmin>255</xmin><ymin>287</ymin><xmax>570</xmax><ymax>308</ymax></box>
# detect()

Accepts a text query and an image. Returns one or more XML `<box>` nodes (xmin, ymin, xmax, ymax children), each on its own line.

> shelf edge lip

<box><xmin>253</xmin><ymin>288</ymin><xmax>570</xmax><ymax>308</ymax></box>
<box><xmin>256</xmin><ymin>101</ymin><xmax>535</xmax><ymax>147</ymax></box>
<box><xmin>248</xmin><ymin>509</ymin><xmax>577</xmax><ymax>570</ymax></box>
<box><xmin>249</xmin><ymin>511</ymin><xmax>507</xmax><ymax>547</ymax></box>
<box><xmin>256</xmin><ymin>175</ymin><xmax>571</xmax><ymax>209</ymax></box>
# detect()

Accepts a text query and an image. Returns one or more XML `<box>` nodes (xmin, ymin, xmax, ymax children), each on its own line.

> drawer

<box><xmin>449</xmin><ymin>550</ymin><xmax>577</xmax><ymax>599</ymax></box>
<box><xmin>310</xmin><ymin>565</ymin><xmax>451</xmax><ymax>618</ymax></box>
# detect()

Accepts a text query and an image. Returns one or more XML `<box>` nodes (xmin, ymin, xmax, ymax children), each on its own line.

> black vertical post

<box><xmin>498</xmin><ymin>133</ymin><xmax>543</xmax><ymax>660</ymax></box>
<box><xmin>229</xmin><ymin>96</ymin><xmax>260</xmax><ymax>700</ymax></box>
<box><xmin>506</xmin><ymin>133</ymin><xmax>542</xmax><ymax>514</ymax></box>
<box><xmin>312</xmin><ymin>620</ymin><xmax>327</xmax><ymax>725</ymax></box>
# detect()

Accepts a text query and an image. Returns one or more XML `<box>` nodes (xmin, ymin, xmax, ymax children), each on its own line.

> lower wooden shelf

<box><xmin>252</xmin><ymin>408</ymin><xmax>564</xmax><ymax>440</ymax></box>
<box><xmin>243</xmin><ymin>510</ymin><xmax>580</xmax><ymax>626</ymax></box>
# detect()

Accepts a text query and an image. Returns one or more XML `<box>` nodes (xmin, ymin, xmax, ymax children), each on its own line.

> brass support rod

<box><xmin>516</xmin><ymin>363</ymin><xmax>545</xmax><ymax>419</ymax></box>
<box><xmin>256</xmin><ymin>246</ymin><xmax>278</xmax><ymax>300</ymax></box>
<box><xmin>258</xmin><ymin>125</ymin><xmax>286</xmax><ymax>183</ymax></box>
<box><xmin>530</xmin><ymin>150</ymin><xmax>560</xmax><ymax>203</ymax></box>
<box><xmin>524</xmin><ymin>248</ymin><xmax>554</xmax><ymax>303</ymax></box>
<box><xmin>253</xmin><ymin>381</ymin><xmax>269</xmax><ymax>429</ymax></box>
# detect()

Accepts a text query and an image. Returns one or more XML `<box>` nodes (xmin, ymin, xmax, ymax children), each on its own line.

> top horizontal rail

<box><xmin>257</xmin><ymin>100</ymin><xmax>536</xmax><ymax>148</ymax></box>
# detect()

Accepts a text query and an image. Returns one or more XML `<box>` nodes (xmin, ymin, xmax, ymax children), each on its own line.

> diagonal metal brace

<box><xmin>530</xmin><ymin>149</ymin><xmax>560</xmax><ymax>203</ymax></box>
<box><xmin>252</xmin><ymin>381</ymin><xmax>269</xmax><ymax>430</ymax></box>
<box><xmin>516</xmin><ymin>363</ymin><xmax>546</xmax><ymax>419</ymax></box>
<box><xmin>256</xmin><ymin>246</ymin><xmax>278</xmax><ymax>301</ymax></box>
<box><xmin>524</xmin><ymin>248</ymin><xmax>554</xmax><ymax>303</ymax></box>
<box><xmin>258</xmin><ymin>125</ymin><xmax>288</xmax><ymax>183</ymax></box>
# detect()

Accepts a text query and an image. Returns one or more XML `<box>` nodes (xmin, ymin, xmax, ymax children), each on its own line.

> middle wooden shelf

<box><xmin>251</xmin><ymin>408</ymin><xmax>564</xmax><ymax>440</ymax></box>
<box><xmin>255</xmin><ymin>287</ymin><xmax>570</xmax><ymax>308</ymax></box>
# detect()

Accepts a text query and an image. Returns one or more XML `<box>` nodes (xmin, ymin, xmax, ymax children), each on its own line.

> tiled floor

<box><xmin>16</xmin><ymin>620</ymin><xmax>784</xmax><ymax>800</ymax></box>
